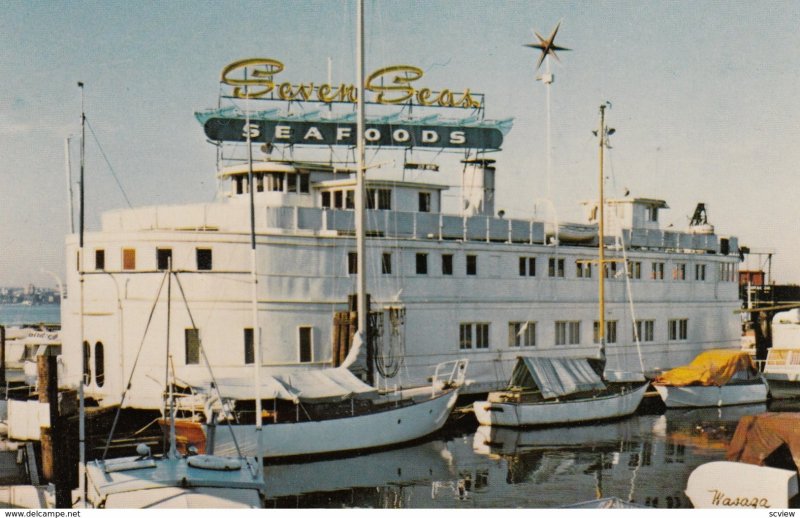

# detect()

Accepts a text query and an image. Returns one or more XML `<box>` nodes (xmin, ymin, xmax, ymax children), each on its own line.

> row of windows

<box><xmin>233</xmin><ymin>172</ymin><xmax>310</xmax><ymax>195</ymax></box>
<box><xmin>320</xmin><ymin>188</ymin><xmax>433</xmax><ymax>212</ymax></box>
<box><xmin>90</xmin><ymin>248</ymin><xmax>213</xmax><ymax>272</ymax></box>
<box><xmin>348</xmin><ymin>251</ymin><xmax>735</xmax><ymax>282</ymax></box>
<box><xmin>82</xmin><ymin>341</ymin><xmax>104</xmax><ymax>387</ymax></box>
<box><xmin>457</xmin><ymin>318</ymin><xmax>690</xmax><ymax>349</ymax></box>
<box><xmin>88</xmin><ymin>246</ymin><xmax>734</xmax><ymax>283</ymax></box>
<box><xmin>184</xmin><ymin>326</ymin><xmax>314</xmax><ymax>365</ymax></box>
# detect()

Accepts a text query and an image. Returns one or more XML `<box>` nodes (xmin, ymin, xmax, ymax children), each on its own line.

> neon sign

<box><xmin>221</xmin><ymin>58</ymin><xmax>482</xmax><ymax>109</ymax></box>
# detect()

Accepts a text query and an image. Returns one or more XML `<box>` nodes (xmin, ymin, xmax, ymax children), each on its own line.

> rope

<box><xmin>102</xmin><ymin>270</ymin><xmax>168</xmax><ymax>460</ymax></box>
<box><xmin>85</xmin><ymin>118</ymin><xmax>134</xmax><ymax>209</ymax></box>
<box><xmin>173</xmin><ymin>272</ymin><xmax>254</xmax><ymax>472</ymax></box>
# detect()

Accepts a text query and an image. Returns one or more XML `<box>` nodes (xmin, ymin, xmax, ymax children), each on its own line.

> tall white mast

<box><xmin>355</xmin><ymin>0</ymin><xmax>367</xmax><ymax>367</ymax></box>
<box><xmin>244</xmin><ymin>74</ymin><xmax>263</xmax><ymax>462</ymax></box>
<box><xmin>77</xmin><ymin>80</ymin><xmax>87</xmax><ymax>507</ymax></box>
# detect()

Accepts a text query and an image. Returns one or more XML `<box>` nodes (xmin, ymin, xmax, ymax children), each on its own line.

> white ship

<box><xmin>58</xmin><ymin>57</ymin><xmax>742</xmax><ymax>410</ymax></box>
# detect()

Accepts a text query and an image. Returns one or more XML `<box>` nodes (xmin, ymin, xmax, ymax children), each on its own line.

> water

<box><xmin>262</xmin><ymin>402</ymin><xmax>773</xmax><ymax>509</ymax></box>
<box><xmin>0</xmin><ymin>303</ymin><xmax>60</xmax><ymax>326</ymax></box>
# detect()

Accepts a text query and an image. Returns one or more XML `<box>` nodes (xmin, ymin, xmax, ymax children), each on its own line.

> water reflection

<box><xmin>263</xmin><ymin>404</ymin><xmax>771</xmax><ymax>508</ymax></box>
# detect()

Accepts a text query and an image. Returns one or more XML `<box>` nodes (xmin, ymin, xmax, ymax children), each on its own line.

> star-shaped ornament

<box><xmin>524</xmin><ymin>21</ymin><xmax>570</xmax><ymax>70</ymax></box>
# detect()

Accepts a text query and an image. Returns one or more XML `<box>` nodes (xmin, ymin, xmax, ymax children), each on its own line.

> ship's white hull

<box><xmin>653</xmin><ymin>380</ymin><xmax>768</xmax><ymax>408</ymax></box>
<box><xmin>209</xmin><ymin>388</ymin><xmax>459</xmax><ymax>459</ymax></box>
<box><xmin>472</xmin><ymin>383</ymin><xmax>648</xmax><ymax>427</ymax></box>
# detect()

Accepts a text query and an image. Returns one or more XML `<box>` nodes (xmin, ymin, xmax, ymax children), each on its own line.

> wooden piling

<box><xmin>38</xmin><ymin>354</ymin><xmax>71</xmax><ymax>508</ymax></box>
<box><xmin>0</xmin><ymin>325</ymin><xmax>5</xmax><ymax>388</ymax></box>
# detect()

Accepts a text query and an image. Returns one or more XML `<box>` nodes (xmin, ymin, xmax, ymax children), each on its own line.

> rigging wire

<box><xmin>84</xmin><ymin>118</ymin><xmax>134</xmax><ymax>209</ymax></box>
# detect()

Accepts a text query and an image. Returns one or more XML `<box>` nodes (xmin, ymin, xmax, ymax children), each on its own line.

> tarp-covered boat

<box><xmin>653</xmin><ymin>349</ymin><xmax>768</xmax><ymax>408</ymax></box>
<box><xmin>472</xmin><ymin>357</ymin><xmax>648</xmax><ymax>427</ymax></box>
<box><xmin>686</xmin><ymin>412</ymin><xmax>800</xmax><ymax>508</ymax></box>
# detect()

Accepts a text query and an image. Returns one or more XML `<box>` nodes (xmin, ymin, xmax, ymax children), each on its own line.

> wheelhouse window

<box><xmin>321</xmin><ymin>191</ymin><xmax>331</xmax><ymax>208</ymax></box>
<box><xmin>466</xmin><ymin>254</ymin><xmax>477</xmax><ymax>276</ymax></box>
<box><xmin>122</xmin><ymin>248</ymin><xmax>136</xmax><ymax>270</ymax></box>
<box><xmin>442</xmin><ymin>254</ymin><xmax>453</xmax><ymax>275</ymax></box>
<box><xmin>334</xmin><ymin>191</ymin><xmax>343</xmax><ymax>209</ymax></box>
<box><xmin>634</xmin><ymin>320</ymin><xmax>655</xmax><ymax>342</ymax></box>
<box><xmin>604</xmin><ymin>261</ymin><xmax>619</xmax><ymax>278</ymax></box>
<box><xmin>255</xmin><ymin>173</ymin><xmax>264</xmax><ymax>192</ymax></box>
<box><xmin>299</xmin><ymin>326</ymin><xmax>312</xmax><ymax>363</ymax></box>
<box><xmin>668</xmin><ymin>319</ymin><xmax>688</xmax><ymax>341</ymax></box>
<box><xmin>646</xmin><ymin>206</ymin><xmax>659</xmax><ymax>222</ymax></box>
<box><xmin>345</xmin><ymin>189</ymin><xmax>355</xmax><ymax>209</ymax></box>
<box><xmin>94</xmin><ymin>342</ymin><xmax>104</xmax><ymax>387</ymax></box>
<box><xmin>156</xmin><ymin>248</ymin><xmax>172</xmax><ymax>271</ymax></box>
<box><xmin>593</xmin><ymin>321</ymin><xmax>617</xmax><ymax>344</ymax></box>
<box><xmin>82</xmin><ymin>340</ymin><xmax>91</xmax><ymax>384</ymax></box>
<box><xmin>378</xmin><ymin>189</ymin><xmax>391</xmax><ymax>210</ymax></box>
<box><xmin>381</xmin><ymin>253</ymin><xmax>392</xmax><ymax>275</ymax></box>
<box><xmin>673</xmin><ymin>263</ymin><xmax>687</xmax><ymax>281</ymax></box>
<box><xmin>267</xmin><ymin>172</ymin><xmax>284</xmax><ymax>192</ymax></box>
<box><xmin>95</xmin><ymin>249</ymin><xmax>105</xmax><ymax>271</ymax></box>
<box><xmin>695</xmin><ymin>263</ymin><xmax>706</xmax><ymax>281</ymax></box>
<box><xmin>418</xmin><ymin>192</ymin><xmax>431</xmax><ymax>213</ymax></box>
<box><xmin>196</xmin><ymin>248</ymin><xmax>212</xmax><ymax>271</ymax></box>
<box><xmin>416</xmin><ymin>253</ymin><xmax>428</xmax><ymax>275</ymax></box>
<box><xmin>519</xmin><ymin>257</ymin><xmax>536</xmax><ymax>277</ymax></box>
<box><xmin>244</xmin><ymin>328</ymin><xmax>254</xmax><ymax>365</ymax></box>
<box><xmin>651</xmin><ymin>262</ymin><xmax>665</xmax><ymax>280</ymax></box>
<box><xmin>555</xmin><ymin>321</ymin><xmax>580</xmax><ymax>346</ymax></box>
<box><xmin>508</xmin><ymin>321</ymin><xmax>536</xmax><ymax>347</ymax></box>
<box><xmin>348</xmin><ymin>252</ymin><xmax>358</xmax><ymax>275</ymax></box>
<box><xmin>576</xmin><ymin>260</ymin><xmax>591</xmax><ymax>278</ymax></box>
<box><xmin>628</xmin><ymin>261</ymin><xmax>642</xmax><ymax>279</ymax></box>
<box><xmin>185</xmin><ymin>328</ymin><xmax>200</xmax><ymax>365</ymax></box>
<box><xmin>548</xmin><ymin>258</ymin><xmax>565</xmax><ymax>278</ymax></box>
<box><xmin>460</xmin><ymin>323</ymin><xmax>489</xmax><ymax>350</ymax></box>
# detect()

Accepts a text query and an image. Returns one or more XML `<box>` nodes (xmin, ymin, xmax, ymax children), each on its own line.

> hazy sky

<box><xmin>1</xmin><ymin>0</ymin><xmax>799</xmax><ymax>288</ymax></box>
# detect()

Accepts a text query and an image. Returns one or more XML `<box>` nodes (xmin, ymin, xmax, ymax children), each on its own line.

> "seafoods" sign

<box><xmin>203</xmin><ymin>59</ymin><xmax>508</xmax><ymax>150</ymax></box>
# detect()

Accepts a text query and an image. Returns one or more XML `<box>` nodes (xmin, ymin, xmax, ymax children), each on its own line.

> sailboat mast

<box><xmin>244</xmin><ymin>76</ymin><xmax>264</xmax><ymax>446</ymax></box>
<box><xmin>166</xmin><ymin>260</ymin><xmax>177</xmax><ymax>458</ymax></box>
<box><xmin>598</xmin><ymin>104</ymin><xmax>606</xmax><ymax>357</ymax></box>
<box><xmin>77</xmin><ymin>81</ymin><xmax>87</xmax><ymax>507</ymax></box>
<box><xmin>355</xmin><ymin>0</ymin><xmax>367</xmax><ymax>368</ymax></box>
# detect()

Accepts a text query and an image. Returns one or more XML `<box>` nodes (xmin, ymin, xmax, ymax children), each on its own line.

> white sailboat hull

<box><xmin>209</xmin><ymin>388</ymin><xmax>459</xmax><ymax>458</ymax></box>
<box><xmin>83</xmin><ymin>455</ymin><xmax>265</xmax><ymax>509</ymax></box>
<box><xmin>653</xmin><ymin>380</ymin><xmax>768</xmax><ymax>408</ymax></box>
<box><xmin>472</xmin><ymin>383</ymin><xmax>648</xmax><ymax>427</ymax></box>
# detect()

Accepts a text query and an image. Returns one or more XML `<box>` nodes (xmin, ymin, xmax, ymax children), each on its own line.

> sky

<box><xmin>1</xmin><ymin>0</ymin><xmax>799</xmax><ymax>288</ymax></box>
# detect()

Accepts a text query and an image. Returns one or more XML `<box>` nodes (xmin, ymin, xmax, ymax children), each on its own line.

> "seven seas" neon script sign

<box><xmin>221</xmin><ymin>58</ymin><xmax>482</xmax><ymax>109</ymax></box>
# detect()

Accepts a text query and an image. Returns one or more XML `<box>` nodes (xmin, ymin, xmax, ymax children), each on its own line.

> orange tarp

<box><xmin>727</xmin><ymin>412</ymin><xmax>800</xmax><ymax>469</ymax></box>
<box><xmin>654</xmin><ymin>349</ymin><xmax>757</xmax><ymax>387</ymax></box>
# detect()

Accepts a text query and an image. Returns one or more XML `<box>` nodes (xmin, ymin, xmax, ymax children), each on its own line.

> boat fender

<box><xmin>187</xmin><ymin>454</ymin><xmax>242</xmax><ymax>471</ymax></box>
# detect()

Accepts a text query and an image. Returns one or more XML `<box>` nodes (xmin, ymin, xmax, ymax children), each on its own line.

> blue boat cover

<box><xmin>509</xmin><ymin>357</ymin><xmax>606</xmax><ymax>399</ymax></box>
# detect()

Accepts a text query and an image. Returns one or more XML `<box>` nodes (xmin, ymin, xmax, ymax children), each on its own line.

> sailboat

<box><xmin>172</xmin><ymin>0</ymin><xmax>468</xmax><ymax>460</ymax></box>
<box><xmin>472</xmin><ymin>104</ymin><xmax>648</xmax><ymax>427</ymax></box>
<box><xmin>68</xmin><ymin>85</ymin><xmax>264</xmax><ymax>509</ymax></box>
<box><xmin>81</xmin><ymin>267</ymin><xmax>266</xmax><ymax>508</ymax></box>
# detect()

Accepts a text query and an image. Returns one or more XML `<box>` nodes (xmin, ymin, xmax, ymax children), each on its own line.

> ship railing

<box><xmin>431</xmin><ymin>359</ymin><xmax>470</xmax><ymax>396</ymax></box>
<box><xmin>102</xmin><ymin>203</ymin><xmax>732</xmax><ymax>254</ymax></box>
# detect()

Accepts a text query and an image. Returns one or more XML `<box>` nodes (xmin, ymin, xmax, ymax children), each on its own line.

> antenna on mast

<box><xmin>526</xmin><ymin>21</ymin><xmax>570</xmax><ymax>205</ymax></box>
